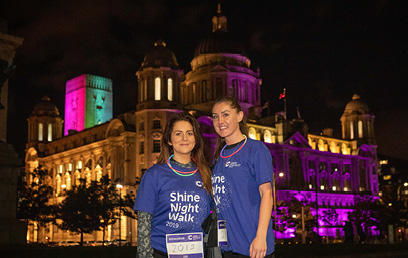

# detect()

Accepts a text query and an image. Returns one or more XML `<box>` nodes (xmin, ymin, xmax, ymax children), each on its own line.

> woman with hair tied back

<box><xmin>211</xmin><ymin>96</ymin><xmax>275</xmax><ymax>258</ymax></box>
<box><xmin>134</xmin><ymin>112</ymin><xmax>212</xmax><ymax>258</ymax></box>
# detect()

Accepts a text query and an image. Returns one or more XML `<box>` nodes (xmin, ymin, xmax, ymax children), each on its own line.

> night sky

<box><xmin>1</xmin><ymin>0</ymin><xmax>407</xmax><ymax>160</ymax></box>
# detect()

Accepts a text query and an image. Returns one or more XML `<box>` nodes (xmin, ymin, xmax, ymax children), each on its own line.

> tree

<box><xmin>286</xmin><ymin>198</ymin><xmax>316</xmax><ymax>242</ymax></box>
<box><xmin>349</xmin><ymin>195</ymin><xmax>393</xmax><ymax>241</ymax></box>
<box><xmin>91</xmin><ymin>175</ymin><xmax>121</xmax><ymax>244</ymax></box>
<box><xmin>321</xmin><ymin>208</ymin><xmax>339</xmax><ymax>227</ymax></box>
<box><xmin>17</xmin><ymin>166</ymin><xmax>55</xmax><ymax>242</ymax></box>
<box><xmin>57</xmin><ymin>179</ymin><xmax>100</xmax><ymax>246</ymax></box>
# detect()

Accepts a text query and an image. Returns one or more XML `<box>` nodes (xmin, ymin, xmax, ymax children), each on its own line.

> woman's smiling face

<box><xmin>169</xmin><ymin>120</ymin><xmax>196</xmax><ymax>156</ymax></box>
<box><xmin>212</xmin><ymin>101</ymin><xmax>243</xmax><ymax>140</ymax></box>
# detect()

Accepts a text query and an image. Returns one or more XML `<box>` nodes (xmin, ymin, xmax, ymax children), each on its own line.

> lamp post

<box><xmin>116</xmin><ymin>183</ymin><xmax>123</xmax><ymax>246</ymax></box>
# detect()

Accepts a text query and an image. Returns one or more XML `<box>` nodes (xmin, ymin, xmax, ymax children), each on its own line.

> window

<box><xmin>358</xmin><ymin>120</ymin><xmax>363</xmax><ymax>138</ymax></box>
<box><xmin>153</xmin><ymin>120</ymin><xmax>161</xmax><ymax>129</ymax></box>
<box><xmin>248</xmin><ymin>127</ymin><xmax>256</xmax><ymax>140</ymax></box>
<box><xmin>47</xmin><ymin>123</ymin><xmax>52</xmax><ymax>141</ymax></box>
<box><xmin>153</xmin><ymin>140</ymin><xmax>161</xmax><ymax>153</ymax></box>
<box><xmin>167</xmin><ymin>78</ymin><xmax>173</xmax><ymax>101</ymax></box>
<box><xmin>77</xmin><ymin>161</ymin><xmax>82</xmax><ymax>170</ymax></box>
<box><xmin>139</xmin><ymin>122</ymin><xmax>144</xmax><ymax>131</ymax></box>
<box><xmin>139</xmin><ymin>141</ymin><xmax>144</xmax><ymax>154</ymax></box>
<box><xmin>263</xmin><ymin>130</ymin><xmax>272</xmax><ymax>143</ymax></box>
<box><xmin>155</xmin><ymin>77</ymin><xmax>161</xmax><ymax>100</ymax></box>
<box><xmin>350</xmin><ymin>121</ymin><xmax>354</xmax><ymax>139</ymax></box>
<box><xmin>38</xmin><ymin>123</ymin><xmax>43</xmax><ymax>141</ymax></box>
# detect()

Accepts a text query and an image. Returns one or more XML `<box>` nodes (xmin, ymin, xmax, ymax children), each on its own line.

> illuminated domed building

<box><xmin>25</xmin><ymin>5</ymin><xmax>379</xmax><ymax>244</ymax></box>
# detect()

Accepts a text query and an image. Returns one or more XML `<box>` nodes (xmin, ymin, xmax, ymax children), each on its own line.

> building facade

<box><xmin>25</xmin><ymin>6</ymin><xmax>379</xmax><ymax>244</ymax></box>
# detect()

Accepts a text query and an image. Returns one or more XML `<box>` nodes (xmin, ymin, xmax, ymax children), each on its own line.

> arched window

<box><xmin>38</xmin><ymin>123</ymin><xmax>43</xmax><ymax>141</ymax></box>
<box><xmin>154</xmin><ymin>77</ymin><xmax>161</xmax><ymax>100</ymax></box>
<box><xmin>263</xmin><ymin>130</ymin><xmax>272</xmax><ymax>143</ymax></box>
<box><xmin>358</xmin><ymin>120</ymin><xmax>363</xmax><ymax>138</ymax></box>
<box><xmin>167</xmin><ymin>78</ymin><xmax>173</xmax><ymax>101</ymax></box>
<box><xmin>248</xmin><ymin>127</ymin><xmax>257</xmax><ymax>140</ymax></box>
<box><xmin>350</xmin><ymin>121</ymin><xmax>354</xmax><ymax>139</ymax></box>
<box><xmin>47</xmin><ymin>123</ymin><xmax>52</xmax><ymax>141</ymax></box>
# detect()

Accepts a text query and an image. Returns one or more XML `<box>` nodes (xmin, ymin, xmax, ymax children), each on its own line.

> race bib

<box><xmin>166</xmin><ymin>232</ymin><xmax>204</xmax><ymax>258</ymax></box>
<box><xmin>217</xmin><ymin>220</ymin><xmax>228</xmax><ymax>247</ymax></box>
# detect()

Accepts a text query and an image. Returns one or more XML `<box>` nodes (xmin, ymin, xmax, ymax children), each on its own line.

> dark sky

<box><xmin>1</xmin><ymin>0</ymin><xmax>407</xmax><ymax>160</ymax></box>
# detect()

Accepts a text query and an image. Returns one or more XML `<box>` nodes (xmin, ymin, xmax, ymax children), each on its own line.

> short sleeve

<box><xmin>252</xmin><ymin>142</ymin><xmax>273</xmax><ymax>186</ymax></box>
<box><xmin>133</xmin><ymin>167</ymin><xmax>158</xmax><ymax>214</ymax></box>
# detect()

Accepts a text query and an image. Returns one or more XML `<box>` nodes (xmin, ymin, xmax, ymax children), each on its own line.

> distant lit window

<box><xmin>248</xmin><ymin>127</ymin><xmax>256</xmax><ymax>140</ymax></box>
<box><xmin>59</xmin><ymin>164</ymin><xmax>63</xmax><ymax>174</ymax></box>
<box><xmin>68</xmin><ymin>163</ymin><xmax>72</xmax><ymax>171</ymax></box>
<box><xmin>379</xmin><ymin>160</ymin><xmax>388</xmax><ymax>165</ymax></box>
<box><xmin>38</xmin><ymin>123</ymin><xmax>43</xmax><ymax>141</ymax></box>
<box><xmin>263</xmin><ymin>130</ymin><xmax>272</xmax><ymax>143</ymax></box>
<box><xmin>77</xmin><ymin>161</ymin><xmax>82</xmax><ymax>170</ymax></box>
<box><xmin>155</xmin><ymin>77</ymin><xmax>161</xmax><ymax>100</ymax></box>
<box><xmin>350</xmin><ymin>121</ymin><xmax>354</xmax><ymax>139</ymax></box>
<box><xmin>153</xmin><ymin>140</ymin><xmax>161</xmax><ymax>153</ymax></box>
<box><xmin>168</xmin><ymin>78</ymin><xmax>173</xmax><ymax>101</ymax></box>
<box><xmin>65</xmin><ymin>172</ymin><xmax>71</xmax><ymax>190</ymax></box>
<box><xmin>358</xmin><ymin>120</ymin><xmax>363</xmax><ymax>138</ymax></box>
<box><xmin>359</xmin><ymin>187</ymin><xmax>365</xmax><ymax>192</ymax></box>
<box><xmin>47</xmin><ymin>123</ymin><xmax>52</xmax><ymax>141</ymax></box>
<box><xmin>383</xmin><ymin>175</ymin><xmax>392</xmax><ymax>180</ymax></box>
<box><xmin>320</xmin><ymin>185</ymin><xmax>325</xmax><ymax>190</ymax></box>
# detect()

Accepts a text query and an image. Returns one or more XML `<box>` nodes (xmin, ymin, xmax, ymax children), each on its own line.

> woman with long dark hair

<box><xmin>134</xmin><ymin>112</ymin><xmax>212</xmax><ymax>257</ymax></box>
<box><xmin>211</xmin><ymin>96</ymin><xmax>275</xmax><ymax>258</ymax></box>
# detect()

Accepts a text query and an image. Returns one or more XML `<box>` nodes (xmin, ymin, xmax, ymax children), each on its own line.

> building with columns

<box><xmin>25</xmin><ymin>5</ymin><xmax>379</xmax><ymax>244</ymax></box>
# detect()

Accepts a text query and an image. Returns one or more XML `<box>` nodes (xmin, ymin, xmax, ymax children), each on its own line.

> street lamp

<box><xmin>116</xmin><ymin>183</ymin><xmax>123</xmax><ymax>246</ymax></box>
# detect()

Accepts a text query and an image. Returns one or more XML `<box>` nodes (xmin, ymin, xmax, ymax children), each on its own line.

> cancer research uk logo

<box><xmin>166</xmin><ymin>191</ymin><xmax>201</xmax><ymax>229</ymax></box>
<box><xmin>224</xmin><ymin>161</ymin><xmax>241</xmax><ymax>168</ymax></box>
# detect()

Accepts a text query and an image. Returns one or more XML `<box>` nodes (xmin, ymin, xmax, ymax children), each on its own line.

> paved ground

<box><xmin>1</xmin><ymin>243</ymin><xmax>408</xmax><ymax>257</ymax></box>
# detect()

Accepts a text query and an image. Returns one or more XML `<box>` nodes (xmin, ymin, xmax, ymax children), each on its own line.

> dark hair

<box><xmin>157</xmin><ymin>112</ymin><xmax>212</xmax><ymax>193</ymax></box>
<box><xmin>212</xmin><ymin>96</ymin><xmax>248</xmax><ymax>161</ymax></box>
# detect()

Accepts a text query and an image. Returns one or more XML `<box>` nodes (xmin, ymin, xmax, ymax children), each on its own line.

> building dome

<box><xmin>344</xmin><ymin>94</ymin><xmax>369</xmax><ymax>114</ymax></box>
<box><xmin>140</xmin><ymin>40</ymin><xmax>179</xmax><ymax>69</ymax></box>
<box><xmin>31</xmin><ymin>96</ymin><xmax>60</xmax><ymax>117</ymax></box>
<box><xmin>194</xmin><ymin>31</ymin><xmax>246</xmax><ymax>57</ymax></box>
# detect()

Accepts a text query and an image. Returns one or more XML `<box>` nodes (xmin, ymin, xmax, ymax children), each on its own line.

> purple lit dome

<box><xmin>344</xmin><ymin>94</ymin><xmax>369</xmax><ymax>114</ymax></box>
<box><xmin>141</xmin><ymin>40</ymin><xmax>179</xmax><ymax>69</ymax></box>
<box><xmin>194</xmin><ymin>31</ymin><xmax>246</xmax><ymax>57</ymax></box>
<box><xmin>31</xmin><ymin>96</ymin><xmax>60</xmax><ymax>117</ymax></box>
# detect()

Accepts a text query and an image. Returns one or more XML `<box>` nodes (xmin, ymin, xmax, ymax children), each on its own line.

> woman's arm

<box><xmin>137</xmin><ymin>211</ymin><xmax>153</xmax><ymax>258</ymax></box>
<box><xmin>249</xmin><ymin>182</ymin><xmax>273</xmax><ymax>258</ymax></box>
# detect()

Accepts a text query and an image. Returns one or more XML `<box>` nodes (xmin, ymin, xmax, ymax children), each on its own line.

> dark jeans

<box><xmin>223</xmin><ymin>251</ymin><xmax>275</xmax><ymax>258</ymax></box>
<box><xmin>153</xmin><ymin>248</ymin><xmax>167</xmax><ymax>258</ymax></box>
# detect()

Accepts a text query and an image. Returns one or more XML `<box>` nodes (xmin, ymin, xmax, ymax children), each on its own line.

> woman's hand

<box><xmin>249</xmin><ymin>235</ymin><xmax>267</xmax><ymax>258</ymax></box>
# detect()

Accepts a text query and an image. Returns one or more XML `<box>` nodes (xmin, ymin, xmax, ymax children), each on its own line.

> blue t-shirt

<box><xmin>212</xmin><ymin>138</ymin><xmax>275</xmax><ymax>256</ymax></box>
<box><xmin>134</xmin><ymin>161</ymin><xmax>212</xmax><ymax>253</ymax></box>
